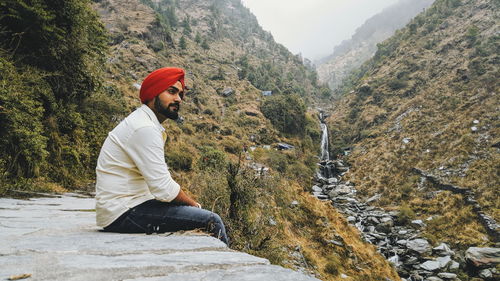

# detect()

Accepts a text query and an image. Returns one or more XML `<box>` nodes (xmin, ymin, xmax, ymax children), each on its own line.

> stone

<box><xmin>436</xmin><ymin>256</ymin><xmax>452</xmax><ymax>268</ymax></box>
<box><xmin>365</xmin><ymin>194</ymin><xmax>381</xmax><ymax>203</ymax></box>
<box><xmin>478</xmin><ymin>268</ymin><xmax>492</xmax><ymax>278</ymax></box>
<box><xmin>411</xmin><ymin>220</ymin><xmax>426</xmax><ymax>228</ymax></box>
<box><xmin>403</xmin><ymin>138</ymin><xmax>412</xmax><ymax>144</ymax></box>
<box><xmin>327</xmin><ymin>178</ymin><xmax>339</xmax><ymax>184</ymax></box>
<box><xmin>449</xmin><ymin>261</ymin><xmax>459</xmax><ymax>270</ymax></box>
<box><xmin>340</xmin><ymin>273</ymin><xmax>348</xmax><ymax>278</ymax></box>
<box><xmin>269</xmin><ymin>218</ymin><xmax>277</xmax><ymax>226</ymax></box>
<box><xmin>407</xmin><ymin>239</ymin><xmax>432</xmax><ymax>254</ymax></box>
<box><xmin>219</xmin><ymin>87</ymin><xmax>234</xmax><ymax>97</ymax></box>
<box><xmin>465</xmin><ymin>247</ymin><xmax>500</xmax><ymax>268</ymax></box>
<box><xmin>425</xmin><ymin>277</ymin><xmax>443</xmax><ymax>281</ymax></box>
<box><xmin>471</xmin><ymin>126</ymin><xmax>478</xmax><ymax>132</ymax></box>
<box><xmin>437</xmin><ymin>273</ymin><xmax>457</xmax><ymax>279</ymax></box>
<box><xmin>347</xmin><ymin>216</ymin><xmax>356</xmax><ymax>223</ymax></box>
<box><xmin>433</xmin><ymin>243</ymin><xmax>454</xmax><ymax>256</ymax></box>
<box><xmin>327</xmin><ymin>240</ymin><xmax>344</xmax><ymax>247</ymax></box>
<box><xmin>290</xmin><ymin>200</ymin><xmax>299</xmax><ymax>208</ymax></box>
<box><xmin>312</xmin><ymin>185</ymin><xmax>322</xmax><ymax>192</ymax></box>
<box><xmin>0</xmin><ymin>195</ymin><xmax>319</xmax><ymax>281</ymax></box>
<box><xmin>420</xmin><ymin>261</ymin><xmax>442</xmax><ymax>271</ymax></box>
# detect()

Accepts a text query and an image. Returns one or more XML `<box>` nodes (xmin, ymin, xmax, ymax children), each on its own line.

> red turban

<box><xmin>139</xmin><ymin>67</ymin><xmax>185</xmax><ymax>103</ymax></box>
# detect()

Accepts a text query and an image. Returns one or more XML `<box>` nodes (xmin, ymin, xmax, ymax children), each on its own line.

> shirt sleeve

<box><xmin>125</xmin><ymin>126</ymin><xmax>180</xmax><ymax>202</ymax></box>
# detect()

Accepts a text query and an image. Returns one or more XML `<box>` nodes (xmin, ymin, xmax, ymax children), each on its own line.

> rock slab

<box><xmin>0</xmin><ymin>194</ymin><xmax>319</xmax><ymax>281</ymax></box>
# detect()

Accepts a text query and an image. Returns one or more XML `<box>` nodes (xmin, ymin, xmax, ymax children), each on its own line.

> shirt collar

<box><xmin>140</xmin><ymin>104</ymin><xmax>165</xmax><ymax>131</ymax></box>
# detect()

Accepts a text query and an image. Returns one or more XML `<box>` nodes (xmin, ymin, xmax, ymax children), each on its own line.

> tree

<box><xmin>194</xmin><ymin>32</ymin><xmax>202</xmax><ymax>44</ymax></box>
<box><xmin>201</xmin><ymin>39</ymin><xmax>210</xmax><ymax>50</ymax></box>
<box><xmin>179</xmin><ymin>36</ymin><xmax>187</xmax><ymax>50</ymax></box>
<box><xmin>182</xmin><ymin>16</ymin><xmax>192</xmax><ymax>36</ymax></box>
<box><xmin>260</xmin><ymin>94</ymin><xmax>307</xmax><ymax>136</ymax></box>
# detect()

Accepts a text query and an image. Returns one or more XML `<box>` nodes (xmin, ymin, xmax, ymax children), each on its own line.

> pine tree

<box><xmin>201</xmin><ymin>39</ymin><xmax>210</xmax><ymax>50</ymax></box>
<box><xmin>182</xmin><ymin>16</ymin><xmax>192</xmax><ymax>36</ymax></box>
<box><xmin>195</xmin><ymin>32</ymin><xmax>202</xmax><ymax>44</ymax></box>
<box><xmin>179</xmin><ymin>36</ymin><xmax>187</xmax><ymax>50</ymax></box>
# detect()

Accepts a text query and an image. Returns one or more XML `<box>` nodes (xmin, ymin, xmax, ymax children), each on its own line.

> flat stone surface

<box><xmin>0</xmin><ymin>194</ymin><xmax>319</xmax><ymax>281</ymax></box>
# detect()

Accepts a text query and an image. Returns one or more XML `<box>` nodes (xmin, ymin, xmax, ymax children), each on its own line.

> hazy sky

<box><xmin>241</xmin><ymin>0</ymin><xmax>399</xmax><ymax>61</ymax></box>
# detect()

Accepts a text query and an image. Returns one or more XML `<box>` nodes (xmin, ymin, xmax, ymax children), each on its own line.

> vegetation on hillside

<box><xmin>0</xmin><ymin>0</ymin><xmax>399</xmax><ymax>279</ymax></box>
<box><xmin>0</xmin><ymin>0</ymin><xmax>126</xmax><ymax>193</ymax></box>
<box><xmin>328</xmin><ymin>0</ymin><xmax>499</xmax><ymax>248</ymax></box>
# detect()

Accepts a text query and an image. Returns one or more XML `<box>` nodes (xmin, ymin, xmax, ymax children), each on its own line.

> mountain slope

<box><xmin>316</xmin><ymin>0</ymin><xmax>435</xmax><ymax>91</ymax></box>
<box><xmin>90</xmin><ymin>0</ymin><xmax>399</xmax><ymax>279</ymax></box>
<box><xmin>328</xmin><ymin>0</ymin><xmax>498</xmax><ymax>248</ymax></box>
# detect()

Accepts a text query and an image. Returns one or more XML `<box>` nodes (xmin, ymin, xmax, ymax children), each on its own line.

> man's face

<box><xmin>154</xmin><ymin>81</ymin><xmax>184</xmax><ymax>120</ymax></box>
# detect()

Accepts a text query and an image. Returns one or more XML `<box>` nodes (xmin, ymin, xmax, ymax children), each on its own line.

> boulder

<box><xmin>327</xmin><ymin>177</ymin><xmax>339</xmax><ymax>184</ymax></box>
<box><xmin>437</xmin><ymin>273</ymin><xmax>457</xmax><ymax>279</ymax></box>
<box><xmin>411</xmin><ymin>219</ymin><xmax>426</xmax><ymax>228</ymax></box>
<box><xmin>478</xmin><ymin>268</ymin><xmax>492</xmax><ymax>278</ymax></box>
<box><xmin>436</xmin><ymin>256</ymin><xmax>452</xmax><ymax>268</ymax></box>
<box><xmin>219</xmin><ymin>87</ymin><xmax>234</xmax><ymax>97</ymax></box>
<box><xmin>426</xmin><ymin>277</ymin><xmax>443</xmax><ymax>281</ymax></box>
<box><xmin>420</xmin><ymin>261</ymin><xmax>442</xmax><ymax>271</ymax></box>
<box><xmin>407</xmin><ymin>239</ymin><xmax>432</xmax><ymax>254</ymax></box>
<box><xmin>465</xmin><ymin>247</ymin><xmax>500</xmax><ymax>268</ymax></box>
<box><xmin>312</xmin><ymin>185</ymin><xmax>322</xmax><ymax>193</ymax></box>
<box><xmin>433</xmin><ymin>243</ymin><xmax>454</xmax><ymax>257</ymax></box>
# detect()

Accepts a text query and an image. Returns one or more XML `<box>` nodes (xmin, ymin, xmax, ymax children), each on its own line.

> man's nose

<box><xmin>174</xmin><ymin>93</ymin><xmax>182</xmax><ymax>102</ymax></box>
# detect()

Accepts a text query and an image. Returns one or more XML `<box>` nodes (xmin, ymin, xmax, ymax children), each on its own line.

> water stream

<box><xmin>313</xmin><ymin>110</ymin><xmax>464</xmax><ymax>281</ymax></box>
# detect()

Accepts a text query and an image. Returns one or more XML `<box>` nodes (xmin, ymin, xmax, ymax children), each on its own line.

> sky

<box><xmin>241</xmin><ymin>0</ymin><xmax>400</xmax><ymax>61</ymax></box>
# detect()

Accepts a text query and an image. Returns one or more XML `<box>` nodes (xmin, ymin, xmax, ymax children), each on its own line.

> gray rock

<box><xmin>411</xmin><ymin>219</ymin><xmax>426</xmax><ymax>228</ymax></box>
<box><xmin>437</xmin><ymin>273</ymin><xmax>457</xmax><ymax>279</ymax></box>
<box><xmin>312</xmin><ymin>185</ymin><xmax>322</xmax><ymax>192</ymax></box>
<box><xmin>365</xmin><ymin>194</ymin><xmax>381</xmax><ymax>203</ymax></box>
<box><xmin>327</xmin><ymin>177</ymin><xmax>339</xmax><ymax>184</ymax></box>
<box><xmin>407</xmin><ymin>239</ymin><xmax>432</xmax><ymax>254</ymax></box>
<box><xmin>290</xmin><ymin>200</ymin><xmax>299</xmax><ymax>208</ymax></box>
<box><xmin>433</xmin><ymin>243</ymin><xmax>454</xmax><ymax>256</ymax></box>
<box><xmin>0</xmin><ymin>195</ymin><xmax>319</xmax><ymax>281</ymax></box>
<box><xmin>436</xmin><ymin>256</ymin><xmax>452</xmax><ymax>268</ymax></box>
<box><xmin>449</xmin><ymin>261</ymin><xmax>460</xmax><ymax>270</ymax></box>
<box><xmin>420</xmin><ymin>261</ymin><xmax>442</xmax><ymax>271</ymax></box>
<box><xmin>479</xmin><ymin>268</ymin><xmax>492</xmax><ymax>278</ymax></box>
<box><xmin>347</xmin><ymin>216</ymin><xmax>356</xmax><ymax>223</ymax></box>
<box><xmin>426</xmin><ymin>277</ymin><xmax>443</xmax><ymax>281</ymax></box>
<box><xmin>465</xmin><ymin>247</ymin><xmax>500</xmax><ymax>268</ymax></box>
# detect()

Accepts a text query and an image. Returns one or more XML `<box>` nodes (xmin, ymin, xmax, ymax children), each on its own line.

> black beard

<box><xmin>154</xmin><ymin>97</ymin><xmax>179</xmax><ymax>120</ymax></box>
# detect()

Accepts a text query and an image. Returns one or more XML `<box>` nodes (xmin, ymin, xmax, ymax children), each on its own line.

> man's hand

<box><xmin>172</xmin><ymin>189</ymin><xmax>201</xmax><ymax>208</ymax></box>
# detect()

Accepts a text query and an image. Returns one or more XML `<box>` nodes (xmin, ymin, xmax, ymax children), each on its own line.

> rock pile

<box><xmin>312</xmin><ymin>159</ymin><xmax>499</xmax><ymax>281</ymax></box>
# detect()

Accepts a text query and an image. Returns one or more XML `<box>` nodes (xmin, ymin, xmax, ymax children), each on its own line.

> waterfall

<box><xmin>319</xmin><ymin>112</ymin><xmax>330</xmax><ymax>162</ymax></box>
<box><xmin>320</xmin><ymin>123</ymin><xmax>330</xmax><ymax>161</ymax></box>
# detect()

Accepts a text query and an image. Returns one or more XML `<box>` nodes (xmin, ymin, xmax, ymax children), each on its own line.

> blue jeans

<box><xmin>103</xmin><ymin>199</ymin><xmax>228</xmax><ymax>245</ymax></box>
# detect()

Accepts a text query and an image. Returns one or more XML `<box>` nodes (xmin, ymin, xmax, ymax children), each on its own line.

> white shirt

<box><xmin>95</xmin><ymin>105</ymin><xmax>180</xmax><ymax>227</ymax></box>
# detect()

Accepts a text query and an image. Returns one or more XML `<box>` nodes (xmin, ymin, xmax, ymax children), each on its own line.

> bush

<box><xmin>197</xmin><ymin>146</ymin><xmax>227</xmax><ymax>170</ymax></box>
<box><xmin>166</xmin><ymin>145</ymin><xmax>194</xmax><ymax>171</ymax></box>
<box><xmin>396</xmin><ymin>204</ymin><xmax>416</xmax><ymax>225</ymax></box>
<box><xmin>260</xmin><ymin>94</ymin><xmax>307</xmax><ymax>136</ymax></box>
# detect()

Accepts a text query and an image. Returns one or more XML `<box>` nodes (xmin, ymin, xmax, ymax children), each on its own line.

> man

<box><xmin>95</xmin><ymin>67</ymin><xmax>228</xmax><ymax>244</ymax></box>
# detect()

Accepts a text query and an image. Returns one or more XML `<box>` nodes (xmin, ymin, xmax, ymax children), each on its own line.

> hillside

<box><xmin>0</xmin><ymin>0</ymin><xmax>397</xmax><ymax>280</ymax></box>
<box><xmin>327</xmin><ymin>0</ymin><xmax>499</xmax><ymax>251</ymax></box>
<box><xmin>316</xmin><ymin>0</ymin><xmax>435</xmax><ymax>91</ymax></box>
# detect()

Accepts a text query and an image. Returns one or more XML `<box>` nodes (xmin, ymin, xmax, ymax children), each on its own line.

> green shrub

<box><xmin>166</xmin><ymin>146</ymin><xmax>194</xmax><ymax>171</ymax></box>
<box><xmin>260</xmin><ymin>94</ymin><xmax>307</xmax><ymax>136</ymax></box>
<box><xmin>396</xmin><ymin>204</ymin><xmax>416</xmax><ymax>225</ymax></box>
<box><xmin>197</xmin><ymin>146</ymin><xmax>227</xmax><ymax>170</ymax></box>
